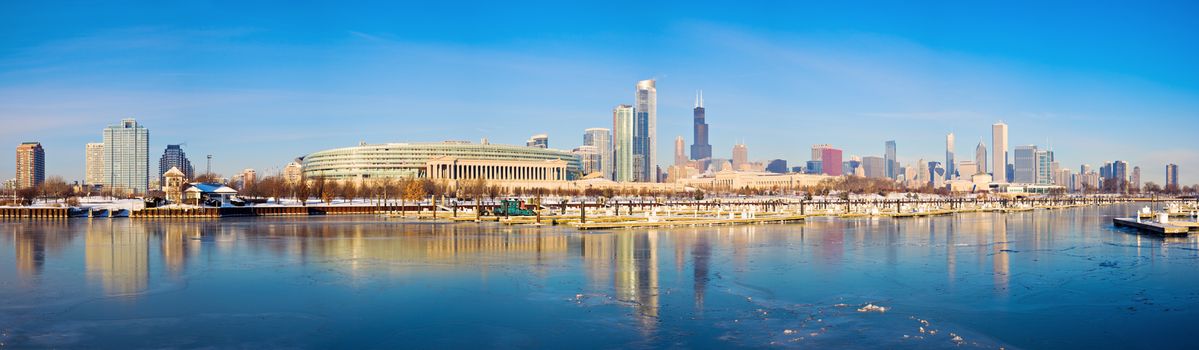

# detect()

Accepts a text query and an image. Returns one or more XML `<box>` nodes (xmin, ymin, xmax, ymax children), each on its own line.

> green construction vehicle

<box><xmin>491</xmin><ymin>198</ymin><xmax>538</xmax><ymax>216</ymax></box>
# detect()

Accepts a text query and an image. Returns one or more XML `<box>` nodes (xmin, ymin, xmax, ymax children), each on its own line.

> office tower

<box><xmin>1080</xmin><ymin>164</ymin><xmax>1092</xmax><ymax>176</ymax></box>
<box><xmin>1056</xmin><ymin>168</ymin><xmax>1073</xmax><ymax>189</ymax></box>
<box><xmin>103</xmin><ymin>118</ymin><xmax>150</xmax><ymax>195</ymax></box>
<box><xmin>811</xmin><ymin>144</ymin><xmax>831</xmax><ymax>161</ymax></box>
<box><xmin>821</xmin><ymin>147</ymin><xmax>843</xmax><ymax>176</ymax></box>
<box><xmin>957</xmin><ymin>161</ymin><xmax>978</xmax><ymax>179</ymax></box>
<box><xmin>992</xmin><ymin>122</ymin><xmax>1008</xmax><ymax>183</ymax></box>
<box><xmin>805</xmin><ymin>160</ymin><xmax>823</xmax><ymax>175</ymax></box>
<box><xmin>86</xmin><ymin>143</ymin><xmax>104</xmax><ymax>185</ymax></box>
<box><xmin>1100</xmin><ymin>162</ymin><xmax>1113</xmax><ymax>180</ymax></box>
<box><xmin>15</xmin><ymin>142</ymin><xmax>45</xmax><ymax>189</ymax></box>
<box><xmin>928</xmin><ymin>161</ymin><xmax>946</xmax><ymax>187</ymax></box>
<box><xmin>583</xmin><ymin>128</ymin><xmax>612</xmax><ymax>179</ymax></box>
<box><xmin>612</xmin><ymin>104</ymin><xmax>635</xmax><ymax>182</ymax></box>
<box><xmin>766</xmin><ymin>159</ymin><xmax>788</xmax><ymax>174</ymax></box>
<box><xmin>1012</xmin><ymin>145</ymin><xmax>1037</xmax><ymax>183</ymax></box>
<box><xmin>975</xmin><ymin>141</ymin><xmax>987</xmax><ymax>176</ymax></box>
<box><xmin>1035</xmin><ymin>149</ymin><xmax>1054</xmax><ymax>185</ymax></box>
<box><xmin>572</xmin><ymin>146</ymin><xmax>601</xmax><ymax>175</ymax></box>
<box><xmin>732</xmin><ymin>143</ymin><xmax>748</xmax><ymax>171</ymax></box>
<box><xmin>158</xmin><ymin>144</ymin><xmax>194</xmax><ymax>186</ymax></box>
<box><xmin>1113</xmin><ymin>160</ymin><xmax>1128</xmax><ymax>186</ymax></box>
<box><xmin>843</xmin><ymin>158</ymin><xmax>862</xmax><ymax>177</ymax></box>
<box><xmin>1166</xmin><ymin>164</ymin><xmax>1179</xmax><ymax>189</ymax></box>
<box><xmin>1131</xmin><ymin>166</ymin><xmax>1141</xmax><ymax>191</ymax></box>
<box><xmin>634</xmin><ymin>79</ymin><xmax>657</xmax><ymax>182</ymax></box>
<box><xmin>690</xmin><ymin>91</ymin><xmax>712</xmax><ymax>160</ymax></box>
<box><xmin>526</xmin><ymin>134</ymin><xmax>549</xmax><ymax>149</ymax></box>
<box><xmin>945</xmin><ymin>132</ymin><xmax>955</xmax><ymax>180</ymax></box>
<box><xmin>885</xmin><ymin>140</ymin><xmax>897</xmax><ymax>179</ymax></box>
<box><xmin>863</xmin><ymin>156</ymin><xmax>886</xmax><ymax>178</ymax></box>
<box><xmin>675</xmin><ymin>136</ymin><xmax>687</xmax><ymax>166</ymax></box>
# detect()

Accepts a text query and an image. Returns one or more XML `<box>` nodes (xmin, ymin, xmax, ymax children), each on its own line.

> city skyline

<box><xmin>1</xmin><ymin>2</ymin><xmax>1197</xmax><ymax>185</ymax></box>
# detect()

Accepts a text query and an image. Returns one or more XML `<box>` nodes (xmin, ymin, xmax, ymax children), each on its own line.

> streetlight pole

<box><xmin>207</xmin><ymin>155</ymin><xmax>213</xmax><ymax>176</ymax></box>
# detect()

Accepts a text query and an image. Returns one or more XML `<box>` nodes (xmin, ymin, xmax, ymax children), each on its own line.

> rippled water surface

<box><xmin>2</xmin><ymin>204</ymin><xmax>1197</xmax><ymax>349</ymax></box>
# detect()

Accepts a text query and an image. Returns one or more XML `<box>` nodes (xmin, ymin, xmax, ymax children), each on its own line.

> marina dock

<box><xmin>1113</xmin><ymin>217</ymin><xmax>1192</xmax><ymax>235</ymax></box>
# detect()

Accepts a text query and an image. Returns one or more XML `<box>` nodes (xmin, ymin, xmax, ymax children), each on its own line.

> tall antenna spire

<box><xmin>699</xmin><ymin>90</ymin><xmax>704</xmax><ymax>108</ymax></box>
<box><xmin>695</xmin><ymin>90</ymin><xmax>700</xmax><ymax>108</ymax></box>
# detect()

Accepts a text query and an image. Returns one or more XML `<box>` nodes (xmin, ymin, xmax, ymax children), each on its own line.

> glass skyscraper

<box><xmin>612</xmin><ymin>104</ymin><xmax>635</xmax><ymax>182</ymax></box>
<box><xmin>583</xmin><ymin>128</ymin><xmax>612</xmax><ymax>180</ymax></box>
<box><xmin>103</xmin><ymin>118</ymin><xmax>150</xmax><ymax>195</ymax></box>
<box><xmin>634</xmin><ymin>79</ymin><xmax>656</xmax><ymax>182</ymax></box>
<box><xmin>158</xmin><ymin>144</ymin><xmax>194</xmax><ymax>186</ymax></box>
<box><xmin>1013</xmin><ymin>145</ymin><xmax>1037</xmax><ymax>184</ymax></box>
<box><xmin>885</xmin><ymin>140</ymin><xmax>897</xmax><ymax>179</ymax></box>
<box><xmin>690</xmin><ymin>90</ymin><xmax>711</xmax><ymax>161</ymax></box>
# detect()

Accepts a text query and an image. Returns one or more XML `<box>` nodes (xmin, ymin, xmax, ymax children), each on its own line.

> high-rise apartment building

<box><xmin>573</xmin><ymin>146</ymin><xmax>600</xmax><ymax>176</ymax></box>
<box><xmin>158</xmin><ymin>144</ymin><xmax>194</xmax><ymax>186</ymax></box>
<box><xmin>583</xmin><ymin>128</ymin><xmax>612</xmax><ymax>180</ymax></box>
<box><xmin>15</xmin><ymin>142</ymin><xmax>45</xmax><ymax>189</ymax></box>
<box><xmin>633</xmin><ymin>79</ymin><xmax>657</xmax><ymax>182</ymax></box>
<box><xmin>1131</xmin><ymin>166</ymin><xmax>1141</xmax><ymax>191</ymax></box>
<box><xmin>86</xmin><ymin>143</ymin><xmax>104</xmax><ymax>185</ymax></box>
<box><xmin>945</xmin><ymin>132</ymin><xmax>955</xmax><ymax>180</ymax></box>
<box><xmin>690</xmin><ymin>91</ymin><xmax>711</xmax><ymax>160</ymax></box>
<box><xmin>102</xmin><ymin>118</ymin><xmax>150</xmax><ymax>195</ymax></box>
<box><xmin>1166</xmin><ymin>164</ymin><xmax>1179</xmax><ymax>189</ymax></box>
<box><xmin>992</xmin><ymin>122</ymin><xmax>1008</xmax><ymax>183</ymax></box>
<box><xmin>975</xmin><ymin>141</ymin><xmax>987</xmax><ymax>176</ymax></box>
<box><xmin>885</xmin><ymin>140</ymin><xmax>897</xmax><ymax>179</ymax></box>
<box><xmin>283</xmin><ymin>160</ymin><xmax>304</xmax><ymax>184</ymax></box>
<box><xmin>732</xmin><ymin>143</ymin><xmax>748</xmax><ymax>171</ymax></box>
<box><xmin>612</xmin><ymin>104</ymin><xmax>635</xmax><ymax>182</ymax></box>
<box><xmin>821</xmin><ymin>147</ymin><xmax>843</xmax><ymax>176</ymax></box>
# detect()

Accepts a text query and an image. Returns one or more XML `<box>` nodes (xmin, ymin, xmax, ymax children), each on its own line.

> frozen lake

<box><xmin>1</xmin><ymin>204</ymin><xmax>1196</xmax><ymax>349</ymax></box>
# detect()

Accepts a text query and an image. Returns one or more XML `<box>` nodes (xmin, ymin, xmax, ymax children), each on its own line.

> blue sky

<box><xmin>1</xmin><ymin>1</ymin><xmax>1197</xmax><ymax>184</ymax></box>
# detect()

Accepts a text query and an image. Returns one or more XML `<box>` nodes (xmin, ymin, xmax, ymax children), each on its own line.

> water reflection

<box><xmin>85</xmin><ymin>221</ymin><xmax>149</xmax><ymax>296</ymax></box>
<box><xmin>3</xmin><ymin>205</ymin><xmax>1199</xmax><ymax>349</ymax></box>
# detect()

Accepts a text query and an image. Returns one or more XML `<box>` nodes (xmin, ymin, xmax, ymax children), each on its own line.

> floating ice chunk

<box><xmin>783</xmin><ymin>329</ymin><xmax>796</xmax><ymax>335</ymax></box>
<box><xmin>857</xmin><ymin>303</ymin><xmax>889</xmax><ymax>313</ymax></box>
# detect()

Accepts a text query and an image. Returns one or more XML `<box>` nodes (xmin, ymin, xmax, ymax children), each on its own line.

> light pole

<box><xmin>207</xmin><ymin>155</ymin><xmax>213</xmax><ymax>176</ymax></box>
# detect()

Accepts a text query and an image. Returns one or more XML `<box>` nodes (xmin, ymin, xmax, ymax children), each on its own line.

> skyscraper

<box><xmin>634</xmin><ymin>79</ymin><xmax>657</xmax><ymax>182</ymax></box>
<box><xmin>732</xmin><ymin>143</ymin><xmax>748</xmax><ymax>171</ymax></box>
<box><xmin>1166</xmin><ymin>164</ymin><xmax>1179</xmax><ymax>189</ymax></box>
<box><xmin>15</xmin><ymin>142</ymin><xmax>45</xmax><ymax>189</ymax></box>
<box><xmin>1013</xmin><ymin>145</ymin><xmax>1037</xmax><ymax>184</ymax></box>
<box><xmin>992</xmin><ymin>122</ymin><xmax>1008</xmax><ymax>183</ymax></box>
<box><xmin>821</xmin><ymin>147</ymin><xmax>843</xmax><ymax>176</ymax></box>
<box><xmin>690</xmin><ymin>91</ymin><xmax>712</xmax><ymax>161</ymax></box>
<box><xmin>1113</xmin><ymin>160</ymin><xmax>1128</xmax><ymax>191</ymax></box>
<box><xmin>885</xmin><ymin>140</ymin><xmax>897</xmax><ymax>179</ymax></box>
<box><xmin>85</xmin><ymin>143</ymin><xmax>104</xmax><ymax>185</ymax></box>
<box><xmin>811</xmin><ymin>144</ymin><xmax>832</xmax><ymax>161</ymax></box>
<box><xmin>674</xmin><ymin>136</ymin><xmax>687</xmax><ymax>166</ymax></box>
<box><xmin>103</xmin><ymin>118</ymin><xmax>150</xmax><ymax>195</ymax></box>
<box><xmin>526</xmin><ymin>134</ymin><xmax>548</xmax><ymax>148</ymax></box>
<box><xmin>1131</xmin><ymin>166</ymin><xmax>1141</xmax><ymax>192</ymax></box>
<box><xmin>945</xmin><ymin>132</ymin><xmax>955</xmax><ymax>180</ymax></box>
<box><xmin>975</xmin><ymin>141</ymin><xmax>987</xmax><ymax>176</ymax></box>
<box><xmin>573</xmin><ymin>146</ymin><xmax>601</xmax><ymax>176</ymax></box>
<box><xmin>583</xmin><ymin>128</ymin><xmax>612</xmax><ymax>179</ymax></box>
<box><xmin>863</xmin><ymin>156</ymin><xmax>886</xmax><ymax>178</ymax></box>
<box><xmin>612</xmin><ymin>104</ymin><xmax>635</xmax><ymax>182</ymax></box>
<box><xmin>158</xmin><ymin>144</ymin><xmax>194</xmax><ymax>186</ymax></box>
<box><xmin>1035</xmin><ymin>149</ymin><xmax>1054</xmax><ymax>185</ymax></box>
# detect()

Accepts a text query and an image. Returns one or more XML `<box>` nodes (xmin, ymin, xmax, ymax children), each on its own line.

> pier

<box><xmin>1112</xmin><ymin>217</ymin><xmax>1191</xmax><ymax>235</ymax></box>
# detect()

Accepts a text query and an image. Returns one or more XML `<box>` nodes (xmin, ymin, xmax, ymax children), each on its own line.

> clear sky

<box><xmin>2</xmin><ymin>1</ymin><xmax>1197</xmax><ymax>185</ymax></box>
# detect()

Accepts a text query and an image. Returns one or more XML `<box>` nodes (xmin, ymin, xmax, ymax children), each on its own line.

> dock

<box><xmin>1113</xmin><ymin>217</ymin><xmax>1190</xmax><ymax>235</ymax></box>
<box><xmin>570</xmin><ymin>214</ymin><xmax>805</xmax><ymax>230</ymax></box>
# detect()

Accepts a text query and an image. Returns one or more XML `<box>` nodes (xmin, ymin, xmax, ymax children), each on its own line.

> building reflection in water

<box><xmin>692</xmin><ymin>230</ymin><xmax>710</xmax><ymax>313</ymax></box>
<box><xmin>9</xmin><ymin>221</ymin><xmax>74</xmax><ymax>287</ymax></box>
<box><xmin>86</xmin><ymin>220</ymin><xmax>149</xmax><ymax>296</ymax></box>
<box><xmin>992</xmin><ymin>216</ymin><xmax>1009</xmax><ymax>296</ymax></box>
